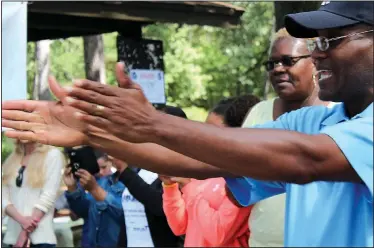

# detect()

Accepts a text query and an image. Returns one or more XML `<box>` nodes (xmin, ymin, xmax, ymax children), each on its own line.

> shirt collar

<box><xmin>96</xmin><ymin>171</ymin><xmax>119</xmax><ymax>184</ymax></box>
<box><xmin>355</xmin><ymin>102</ymin><xmax>373</xmax><ymax>119</ymax></box>
<box><xmin>108</xmin><ymin>171</ymin><xmax>120</xmax><ymax>184</ymax></box>
<box><xmin>322</xmin><ymin>102</ymin><xmax>373</xmax><ymax>126</ymax></box>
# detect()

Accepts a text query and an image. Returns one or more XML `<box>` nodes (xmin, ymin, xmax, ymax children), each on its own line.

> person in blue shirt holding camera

<box><xmin>64</xmin><ymin>160</ymin><xmax>125</xmax><ymax>247</ymax></box>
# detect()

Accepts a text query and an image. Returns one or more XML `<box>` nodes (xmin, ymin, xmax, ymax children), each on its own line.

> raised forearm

<box><xmin>87</xmin><ymin>127</ymin><xmax>232</xmax><ymax>179</ymax></box>
<box><xmin>90</xmin><ymin>185</ymin><xmax>107</xmax><ymax>202</ymax></box>
<box><xmin>65</xmin><ymin>188</ymin><xmax>90</xmax><ymax>219</ymax></box>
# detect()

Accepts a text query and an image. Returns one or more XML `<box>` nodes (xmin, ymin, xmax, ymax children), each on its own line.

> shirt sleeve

<box><xmin>321</xmin><ymin>117</ymin><xmax>373</xmax><ymax>198</ymax></box>
<box><xmin>225</xmin><ymin>177</ymin><xmax>286</xmax><ymax>207</ymax></box>
<box><xmin>190</xmin><ymin>187</ymin><xmax>252</xmax><ymax>246</ymax></box>
<box><xmin>65</xmin><ymin>186</ymin><xmax>90</xmax><ymax>219</ymax></box>
<box><xmin>118</xmin><ymin>168</ymin><xmax>164</xmax><ymax>216</ymax></box>
<box><xmin>162</xmin><ymin>183</ymin><xmax>189</xmax><ymax>236</ymax></box>
<box><xmin>34</xmin><ymin>148</ymin><xmax>65</xmax><ymax>213</ymax></box>
<box><xmin>95</xmin><ymin>185</ymin><xmax>124</xmax><ymax>220</ymax></box>
<box><xmin>225</xmin><ymin>116</ymin><xmax>289</xmax><ymax>207</ymax></box>
<box><xmin>54</xmin><ymin>193</ymin><xmax>70</xmax><ymax>210</ymax></box>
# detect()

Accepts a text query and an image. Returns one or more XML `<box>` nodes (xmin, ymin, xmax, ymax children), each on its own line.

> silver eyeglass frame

<box><xmin>307</xmin><ymin>29</ymin><xmax>374</xmax><ymax>53</ymax></box>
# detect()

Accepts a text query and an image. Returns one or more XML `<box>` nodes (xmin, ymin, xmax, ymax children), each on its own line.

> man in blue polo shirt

<box><xmin>224</xmin><ymin>2</ymin><xmax>373</xmax><ymax>246</ymax></box>
<box><xmin>2</xmin><ymin>1</ymin><xmax>373</xmax><ymax>247</ymax></box>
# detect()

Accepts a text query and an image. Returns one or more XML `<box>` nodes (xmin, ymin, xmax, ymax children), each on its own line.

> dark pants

<box><xmin>9</xmin><ymin>244</ymin><xmax>56</xmax><ymax>248</ymax></box>
<box><xmin>30</xmin><ymin>244</ymin><xmax>56</xmax><ymax>248</ymax></box>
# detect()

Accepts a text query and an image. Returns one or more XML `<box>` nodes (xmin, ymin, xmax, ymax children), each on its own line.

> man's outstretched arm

<box><xmin>147</xmin><ymin>112</ymin><xmax>363</xmax><ymax>185</ymax></box>
<box><xmin>0</xmin><ymin>103</ymin><xmax>231</xmax><ymax>179</ymax></box>
<box><xmin>87</xmin><ymin>126</ymin><xmax>233</xmax><ymax>179</ymax></box>
<box><xmin>63</xmin><ymin>75</ymin><xmax>365</xmax><ymax>185</ymax></box>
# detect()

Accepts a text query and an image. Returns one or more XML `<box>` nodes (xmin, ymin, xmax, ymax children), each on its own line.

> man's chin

<box><xmin>277</xmin><ymin>91</ymin><xmax>304</xmax><ymax>102</ymax></box>
<box><xmin>318</xmin><ymin>91</ymin><xmax>338</xmax><ymax>102</ymax></box>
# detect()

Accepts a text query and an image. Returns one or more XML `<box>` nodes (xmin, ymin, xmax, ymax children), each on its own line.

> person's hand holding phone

<box><xmin>63</xmin><ymin>166</ymin><xmax>77</xmax><ymax>192</ymax></box>
<box><xmin>75</xmin><ymin>169</ymin><xmax>98</xmax><ymax>192</ymax></box>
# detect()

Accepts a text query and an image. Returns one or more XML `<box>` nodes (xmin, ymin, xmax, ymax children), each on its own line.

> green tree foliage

<box><xmin>25</xmin><ymin>2</ymin><xmax>274</xmax><ymax>109</ymax></box>
<box><xmin>1</xmin><ymin>134</ymin><xmax>14</xmax><ymax>163</ymax></box>
<box><xmin>143</xmin><ymin>2</ymin><xmax>274</xmax><ymax>109</ymax></box>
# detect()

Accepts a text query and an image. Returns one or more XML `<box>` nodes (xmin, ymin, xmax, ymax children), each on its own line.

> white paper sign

<box><xmin>122</xmin><ymin>170</ymin><xmax>158</xmax><ymax>247</ymax></box>
<box><xmin>129</xmin><ymin>69</ymin><xmax>166</xmax><ymax>104</ymax></box>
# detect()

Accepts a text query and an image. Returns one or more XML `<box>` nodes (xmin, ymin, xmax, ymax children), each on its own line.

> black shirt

<box><xmin>117</xmin><ymin>168</ymin><xmax>183</xmax><ymax>247</ymax></box>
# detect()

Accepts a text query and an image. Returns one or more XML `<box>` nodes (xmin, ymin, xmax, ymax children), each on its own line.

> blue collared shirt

<box><xmin>226</xmin><ymin>103</ymin><xmax>373</xmax><ymax>247</ymax></box>
<box><xmin>65</xmin><ymin>173</ymin><xmax>125</xmax><ymax>247</ymax></box>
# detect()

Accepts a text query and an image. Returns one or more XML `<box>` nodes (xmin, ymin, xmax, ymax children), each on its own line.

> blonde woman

<box><xmin>2</xmin><ymin>139</ymin><xmax>65</xmax><ymax>248</ymax></box>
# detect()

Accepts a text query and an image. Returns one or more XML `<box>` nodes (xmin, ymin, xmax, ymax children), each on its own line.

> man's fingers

<box><xmin>2</xmin><ymin>120</ymin><xmax>35</xmax><ymax>131</ymax></box>
<box><xmin>2</xmin><ymin>110</ymin><xmax>42</xmax><ymax>123</ymax></box>
<box><xmin>48</xmin><ymin>76</ymin><xmax>66</xmax><ymax>100</ymax></box>
<box><xmin>73</xmin><ymin>79</ymin><xmax>118</xmax><ymax>97</ymax></box>
<box><xmin>3</xmin><ymin>130</ymin><xmax>38</xmax><ymax>142</ymax></box>
<box><xmin>1</xmin><ymin>100</ymin><xmax>39</xmax><ymax>112</ymax></box>
<box><xmin>64</xmin><ymin>97</ymin><xmax>110</xmax><ymax>119</ymax></box>
<box><xmin>116</xmin><ymin>62</ymin><xmax>132</xmax><ymax>88</ymax></box>
<box><xmin>86</xmin><ymin>124</ymin><xmax>106</xmax><ymax>134</ymax></box>
<box><xmin>65</xmin><ymin>86</ymin><xmax>114</xmax><ymax>108</ymax></box>
<box><xmin>79</xmin><ymin>114</ymin><xmax>113</xmax><ymax>131</ymax></box>
<box><xmin>116</xmin><ymin>63</ymin><xmax>144</xmax><ymax>91</ymax></box>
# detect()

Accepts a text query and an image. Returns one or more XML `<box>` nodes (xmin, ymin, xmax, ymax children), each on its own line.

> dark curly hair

<box><xmin>210</xmin><ymin>97</ymin><xmax>237</xmax><ymax>117</ymax></box>
<box><xmin>224</xmin><ymin>94</ymin><xmax>260</xmax><ymax>127</ymax></box>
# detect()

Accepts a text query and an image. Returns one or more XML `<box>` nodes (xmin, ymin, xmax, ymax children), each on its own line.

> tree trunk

<box><xmin>33</xmin><ymin>40</ymin><xmax>52</xmax><ymax>100</ymax></box>
<box><xmin>274</xmin><ymin>1</ymin><xmax>321</xmax><ymax>31</ymax></box>
<box><xmin>83</xmin><ymin>34</ymin><xmax>106</xmax><ymax>83</ymax></box>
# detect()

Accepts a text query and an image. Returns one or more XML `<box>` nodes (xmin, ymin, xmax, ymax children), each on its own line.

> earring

<box><xmin>312</xmin><ymin>74</ymin><xmax>317</xmax><ymax>86</ymax></box>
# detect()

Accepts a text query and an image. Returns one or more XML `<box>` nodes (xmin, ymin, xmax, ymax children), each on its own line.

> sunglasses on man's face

<box><xmin>263</xmin><ymin>55</ymin><xmax>311</xmax><ymax>72</ymax></box>
<box><xmin>16</xmin><ymin>166</ymin><xmax>26</xmax><ymax>187</ymax></box>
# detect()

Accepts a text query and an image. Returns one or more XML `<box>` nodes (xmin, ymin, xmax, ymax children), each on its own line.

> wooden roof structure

<box><xmin>28</xmin><ymin>1</ymin><xmax>245</xmax><ymax>41</ymax></box>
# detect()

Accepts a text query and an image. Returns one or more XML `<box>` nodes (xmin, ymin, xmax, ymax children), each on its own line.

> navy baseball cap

<box><xmin>285</xmin><ymin>1</ymin><xmax>374</xmax><ymax>38</ymax></box>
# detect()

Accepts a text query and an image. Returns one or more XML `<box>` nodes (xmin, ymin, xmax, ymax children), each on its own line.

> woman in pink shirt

<box><xmin>160</xmin><ymin>95</ymin><xmax>259</xmax><ymax>247</ymax></box>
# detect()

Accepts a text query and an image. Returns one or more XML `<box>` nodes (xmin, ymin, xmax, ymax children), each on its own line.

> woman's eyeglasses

<box><xmin>16</xmin><ymin>166</ymin><xmax>26</xmax><ymax>187</ymax></box>
<box><xmin>307</xmin><ymin>29</ymin><xmax>374</xmax><ymax>53</ymax></box>
<box><xmin>263</xmin><ymin>55</ymin><xmax>311</xmax><ymax>71</ymax></box>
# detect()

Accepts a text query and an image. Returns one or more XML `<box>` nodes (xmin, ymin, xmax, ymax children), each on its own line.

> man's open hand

<box><xmin>64</xmin><ymin>63</ymin><xmax>161</xmax><ymax>144</ymax></box>
<box><xmin>2</xmin><ymin>77</ymin><xmax>87</xmax><ymax>147</ymax></box>
<box><xmin>1</xmin><ymin>62</ymin><xmax>162</xmax><ymax>146</ymax></box>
